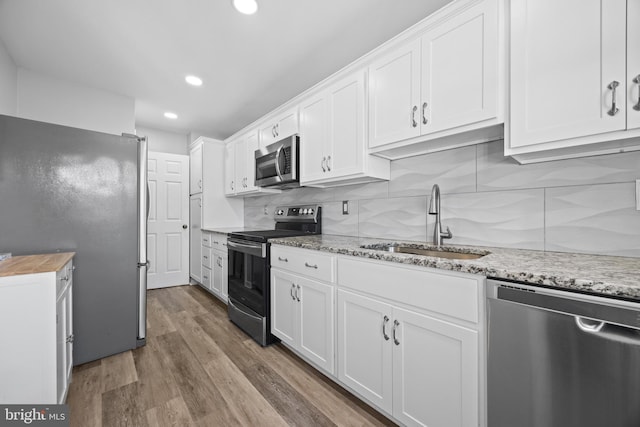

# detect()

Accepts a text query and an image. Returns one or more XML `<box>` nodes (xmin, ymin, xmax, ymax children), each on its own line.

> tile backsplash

<box><xmin>244</xmin><ymin>140</ymin><xmax>640</xmax><ymax>257</ymax></box>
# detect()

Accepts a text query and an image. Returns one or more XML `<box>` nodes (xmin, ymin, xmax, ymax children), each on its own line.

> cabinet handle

<box><xmin>382</xmin><ymin>315</ymin><xmax>390</xmax><ymax>341</ymax></box>
<box><xmin>213</xmin><ymin>240</ymin><xmax>219</xmax><ymax>244</ymax></box>
<box><xmin>607</xmin><ymin>80</ymin><xmax>620</xmax><ymax>116</ymax></box>
<box><xmin>231</xmin><ymin>181</ymin><xmax>235</xmax><ymax>191</ymax></box>
<box><xmin>321</xmin><ymin>157</ymin><xmax>326</xmax><ymax>172</ymax></box>
<box><xmin>422</xmin><ymin>102</ymin><xmax>428</xmax><ymax>125</ymax></box>
<box><xmin>411</xmin><ymin>105</ymin><xmax>418</xmax><ymax>127</ymax></box>
<box><xmin>66</xmin><ymin>334</ymin><xmax>74</xmax><ymax>343</ymax></box>
<box><xmin>272</xmin><ymin>125</ymin><xmax>276</xmax><ymax>138</ymax></box>
<box><xmin>326</xmin><ymin>155</ymin><xmax>331</xmax><ymax>172</ymax></box>
<box><xmin>278</xmin><ymin>256</ymin><xmax>288</xmax><ymax>262</ymax></box>
<box><xmin>392</xmin><ymin>320</ymin><xmax>400</xmax><ymax>345</ymax></box>
<box><xmin>275</xmin><ymin>123</ymin><xmax>279</xmax><ymax>137</ymax></box>
<box><xmin>203</xmin><ymin>275</ymin><xmax>209</xmax><ymax>279</ymax></box>
<box><xmin>633</xmin><ymin>75</ymin><xmax>640</xmax><ymax>111</ymax></box>
<box><xmin>217</xmin><ymin>257</ymin><xmax>222</xmax><ymax>267</ymax></box>
<box><xmin>198</xmin><ymin>179</ymin><xmax>202</xmax><ymax>189</ymax></box>
<box><xmin>296</xmin><ymin>284</ymin><xmax>301</xmax><ymax>302</ymax></box>
<box><xmin>290</xmin><ymin>284</ymin><xmax>296</xmax><ymax>301</ymax></box>
<box><xmin>203</xmin><ymin>255</ymin><xmax>208</xmax><ymax>259</ymax></box>
<box><xmin>304</xmin><ymin>262</ymin><xmax>318</xmax><ymax>269</ymax></box>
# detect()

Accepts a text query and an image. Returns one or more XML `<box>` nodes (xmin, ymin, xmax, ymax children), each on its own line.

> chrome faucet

<box><xmin>428</xmin><ymin>184</ymin><xmax>452</xmax><ymax>247</ymax></box>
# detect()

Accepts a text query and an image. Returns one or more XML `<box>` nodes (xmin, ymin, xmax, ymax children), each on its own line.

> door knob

<box><xmin>182</xmin><ymin>224</ymin><xmax>188</xmax><ymax>229</ymax></box>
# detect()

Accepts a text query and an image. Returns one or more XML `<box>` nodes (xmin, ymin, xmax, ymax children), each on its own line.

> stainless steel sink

<box><xmin>361</xmin><ymin>244</ymin><xmax>489</xmax><ymax>260</ymax></box>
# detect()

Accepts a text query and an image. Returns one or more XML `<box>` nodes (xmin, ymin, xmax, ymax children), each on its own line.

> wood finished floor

<box><xmin>67</xmin><ymin>285</ymin><xmax>395</xmax><ymax>427</ymax></box>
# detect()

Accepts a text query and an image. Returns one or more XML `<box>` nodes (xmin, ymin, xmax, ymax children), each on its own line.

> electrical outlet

<box><xmin>636</xmin><ymin>180</ymin><xmax>640</xmax><ymax>211</ymax></box>
<box><xmin>342</xmin><ymin>200</ymin><xmax>349</xmax><ymax>215</ymax></box>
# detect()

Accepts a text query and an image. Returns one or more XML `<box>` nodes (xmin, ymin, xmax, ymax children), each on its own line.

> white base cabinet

<box><xmin>0</xmin><ymin>257</ymin><xmax>74</xmax><ymax>404</ymax></box>
<box><xmin>199</xmin><ymin>231</ymin><xmax>228</xmax><ymax>303</ymax></box>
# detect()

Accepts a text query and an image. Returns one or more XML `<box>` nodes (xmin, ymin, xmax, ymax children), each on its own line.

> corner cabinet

<box><xmin>368</xmin><ymin>0</ymin><xmax>501</xmax><ymax>159</ymax></box>
<box><xmin>337</xmin><ymin>256</ymin><xmax>484</xmax><ymax>427</ymax></box>
<box><xmin>0</xmin><ymin>254</ymin><xmax>74</xmax><ymax>404</ymax></box>
<box><xmin>300</xmin><ymin>71</ymin><xmax>390</xmax><ymax>187</ymax></box>
<box><xmin>506</xmin><ymin>0</ymin><xmax>640</xmax><ymax>163</ymax></box>
<box><xmin>270</xmin><ymin>245</ymin><xmax>336</xmax><ymax>376</ymax></box>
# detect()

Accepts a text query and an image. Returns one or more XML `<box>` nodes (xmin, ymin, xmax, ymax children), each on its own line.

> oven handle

<box><xmin>227</xmin><ymin>239</ymin><xmax>266</xmax><ymax>258</ymax></box>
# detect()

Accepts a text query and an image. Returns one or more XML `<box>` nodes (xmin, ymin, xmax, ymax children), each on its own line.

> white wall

<box><xmin>16</xmin><ymin>68</ymin><xmax>135</xmax><ymax>135</ymax></box>
<box><xmin>136</xmin><ymin>126</ymin><xmax>189</xmax><ymax>155</ymax></box>
<box><xmin>0</xmin><ymin>39</ymin><xmax>17</xmax><ymax>115</ymax></box>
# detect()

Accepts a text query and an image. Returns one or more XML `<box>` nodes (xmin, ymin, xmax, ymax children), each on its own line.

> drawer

<box><xmin>337</xmin><ymin>256</ymin><xmax>481</xmax><ymax>324</ymax></box>
<box><xmin>271</xmin><ymin>245</ymin><xmax>335</xmax><ymax>283</ymax></box>
<box><xmin>202</xmin><ymin>247</ymin><xmax>212</xmax><ymax>269</ymax></box>
<box><xmin>211</xmin><ymin>233</ymin><xmax>228</xmax><ymax>251</ymax></box>
<box><xmin>202</xmin><ymin>266</ymin><xmax>212</xmax><ymax>289</ymax></box>
<box><xmin>202</xmin><ymin>231</ymin><xmax>212</xmax><ymax>248</ymax></box>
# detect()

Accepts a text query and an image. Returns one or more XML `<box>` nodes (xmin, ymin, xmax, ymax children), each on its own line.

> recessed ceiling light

<box><xmin>232</xmin><ymin>0</ymin><xmax>258</xmax><ymax>15</ymax></box>
<box><xmin>185</xmin><ymin>75</ymin><xmax>203</xmax><ymax>86</ymax></box>
<box><xmin>164</xmin><ymin>112</ymin><xmax>178</xmax><ymax>119</ymax></box>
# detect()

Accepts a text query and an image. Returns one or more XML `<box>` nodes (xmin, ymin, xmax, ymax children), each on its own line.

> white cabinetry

<box><xmin>189</xmin><ymin>142</ymin><xmax>203</xmax><ymax>195</ymax></box>
<box><xmin>270</xmin><ymin>246</ymin><xmax>336</xmax><ymax>375</ymax></box>
<box><xmin>189</xmin><ymin>194</ymin><xmax>202</xmax><ymax>283</ymax></box>
<box><xmin>199</xmin><ymin>231</ymin><xmax>228</xmax><ymax>303</ymax></box>
<box><xmin>0</xmin><ymin>255</ymin><xmax>74</xmax><ymax>404</ymax></box>
<box><xmin>368</xmin><ymin>0</ymin><xmax>500</xmax><ymax>159</ymax></box>
<box><xmin>224</xmin><ymin>132</ymin><xmax>279</xmax><ymax>197</ymax></box>
<box><xmin>300</xmin><ymin>71</ymin><xmax>390</xmax><ymax>187</ymax></box>
<box><xmin>506</xmin><ymin>0</ymin><xmax>640</xmax><ymax>163</ymax></box>
<box><xmin>337</xmin><ymin>256</ymin><xmax>483</xmax><ymax>426</ymax></box>
<box><xmin>259</xmin><ymin>107</ymin><xmax>299</xmax><ymax>146</ymax></box>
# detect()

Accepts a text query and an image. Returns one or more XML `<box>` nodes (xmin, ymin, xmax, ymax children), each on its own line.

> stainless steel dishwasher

<box><xmin>487</xmin><ymin>279</ymin><xmax>640</xmax><ymax>427</ymax></box>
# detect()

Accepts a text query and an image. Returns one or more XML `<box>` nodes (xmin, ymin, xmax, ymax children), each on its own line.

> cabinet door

<box><xmin>421</xmin><ymin>0</ymin><xmax>498</xmax><ymax>135</ymax></box>
<box><xmin>337</xmin><ymin>289</ymin><xmax>393</xmax><ymax>414</ymax></box>
<box><xmin>300</xmin><ymin>93</ymin><xmax>328</xmax><ymax>184</ymax></box>
<box><xmin>628</xmin><ymin>0</ymin><xmax>640</xmax><ymax>130</ymax></box>
<box><xmin>270</xmin><ymin>269</ymin><xmax>298</xmax><ymax>347</ymax></box>
<box><xmin>234</xmin><ymin>137</ymin><xmax>248</xmax><ymax>193</ymax></box>
<box><xmin>244</xmin><ymin>132</ymin><xmax>259</xmax><ymax>192</ymax></box>
<box><xmin>189</xmin><ymin>143</ymin><xmax>203</xmax><ymax>194</ymax></box>
<box><xmin>220</xmin><ymin>252</ymin><xmax>228</xmax><ymax>302</ymax></box>
<box><xmin>189</xmin><ymin>196</ymin><xmax>202</xmax><ymax>282</ymax></box>
<box><xmin>328</xmin><ymin>71</ymin><xmax>365</xmax><ymax>178</ymax></box>
<box><xmin>368</xmin><ymin>39</ymin><xmax>421</xmax><ymax>148</ymax></box>
<box><xmin>261</xmin><ymin>108</ymin><xmax>300</xmax><ymax>146</ymax></box>
<box><xmin>224</xmin><ymin>142</ymin><xmax>235</xmax><ymax>196</ymax></box>
<box><xmin>211</xmin><ymin>251</ymin><xmax>226</xmax><ymax>298</ymax></box>
<box><xmin>56</xmin><ymin>290</ymin><xmax>69</xmax><ymax>404</ymax></box>
<box><xmin>510</xmin><ymin>0</ymin><xmax>627</xmax><ymax>148</ymax></box>
<box><xmin>64</xmin><ymin>282</ymin><xmax>73</xmax><ymax>395</ymax></box>
<box><xmin>298</xmin><ymin>277</ymin><xmax>335</xmax><ymax>375</ymax></box>
<box><xmin>392</xmin><ymin>307</ymin><xmax>478</xmax><ymax>427</ymax></box>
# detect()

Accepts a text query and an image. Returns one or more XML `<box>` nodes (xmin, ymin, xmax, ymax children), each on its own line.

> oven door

<box><xmin>227</xmin><ymin>238</ymin><xmax>268</xmax><ymax>316</ymax></box>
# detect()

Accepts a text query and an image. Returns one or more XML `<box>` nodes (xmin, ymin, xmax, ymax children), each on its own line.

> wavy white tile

<box><xmin>429</xmin><ymin>189</ymin><xmax>545</xmax><ymax>250</ymax></box>
<box><xmin>321</xmin><ymin>201</ymin><xmax>359</xmax><ymax>237</ymax></box>
<box><xmin>359</xmin><ymin>197</ymin><xmax>427</xmax><ymax>241</ymax></box>
<box><xmin>332</xmin><ymin>181</ymin><xmax>389</xmax><ymax>201</ymax></box>
<box><xmin>243</xmin><ymin>205</ymin><xmax>275</xmax><ymax>229</ymax></box>
<box><xmin>478</xmin><ymin>140</ymin><xmax>640</xmax><ymax>191</ymax></box>
<box><xmin>545</xmin><ymin>183</ymin><xmax>640</xmax><ymax>257</ymax></box>
<box><xmin>389</xmin><ymin>145</ymin><xmax>476</xmax><ymax>197</ymax></box>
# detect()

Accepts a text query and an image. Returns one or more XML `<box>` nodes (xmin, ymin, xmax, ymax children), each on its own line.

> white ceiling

<box><xmin>0</xmin><ymin>0</ymin><xmax>451</xmax><ymax>139</ymax></box>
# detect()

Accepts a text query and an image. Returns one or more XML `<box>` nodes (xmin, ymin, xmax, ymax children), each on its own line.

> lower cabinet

<box><xmin>338</xmin><ymin>289</ymin><xmax>479</xmax><ymax>426</ymax></box>
<box><xmin>199</xmin><ymin>231</ymin><xmax>228</xmax><ymax>303</ymax></box>
<box><xmin>271</xmin><ymin>268</ymin><xmax>335</xmax><ymax>376</ymax></box>
<box><xmin>211</xmin><ymin>250</ymin><xmax>228</xmax><ymax>302</ymax></box>
<box><xmin>0</xmin><ymin>255</ymin><xmax>74</xmax><ymax>404</ymax></box>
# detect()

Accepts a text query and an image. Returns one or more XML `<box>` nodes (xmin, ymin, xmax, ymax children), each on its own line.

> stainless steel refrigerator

<box><xmin>0</xmin><ymin>114</ymin><xmax>148</xmax><ymax>365</ymax></box>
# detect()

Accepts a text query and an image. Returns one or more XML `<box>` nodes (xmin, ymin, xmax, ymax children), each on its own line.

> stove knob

<box><xmin>277</xmin><ymin>209</ymin><xmax>284</xmax><ymax>215</ymax></box>
<box><xmin>302</xmin><ymin>208</ymin><xmax>308</xmax><ymax>214</ymax></box>
<box><xmin>308</xmin><ymin>208</ymin><xmax>314</xmax><ymax>215</ymax></box>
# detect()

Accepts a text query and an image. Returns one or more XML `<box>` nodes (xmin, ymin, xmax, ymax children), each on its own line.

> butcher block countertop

<box><xmin>0</xmin><ymin>252</ymin><xmax>75</xmax><ymax>277</ymax></box>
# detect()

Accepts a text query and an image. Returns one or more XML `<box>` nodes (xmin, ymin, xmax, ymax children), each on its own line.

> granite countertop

<box><xmin>269</xmin><ymin>235</ymin><xmax>640</xmax><ymax>301</ymax></box>
<box><xmin>201</xmin><ymin>227</ymin><xmax>261</xmax><ymax>235</ymax></box>
<box><xmin>0</xmin><ymin>252</ymin><xmax>75</xmax><ymax>278</ymax></box>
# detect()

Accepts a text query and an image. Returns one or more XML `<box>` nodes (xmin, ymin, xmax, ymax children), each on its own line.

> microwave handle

<box><xmin>274</xmin><ymin>145</ymin><xmax>284</xmax><ymax>181</ymax></box>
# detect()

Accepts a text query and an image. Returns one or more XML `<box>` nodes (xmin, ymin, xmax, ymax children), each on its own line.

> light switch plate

<box><xmin>636</xmin><ymin>180</ymin><xmax>640</xmax><ymax>211</ymax></box>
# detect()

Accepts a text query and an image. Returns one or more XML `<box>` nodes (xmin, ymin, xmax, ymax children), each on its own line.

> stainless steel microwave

<box><xmin>254</xmin><ymin>135</ymin><xmax>299</xmax><ymax>189</ymax></box>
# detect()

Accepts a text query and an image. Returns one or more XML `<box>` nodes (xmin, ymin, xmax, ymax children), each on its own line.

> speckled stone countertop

<box><xmin>269</xmin><ymin>234</ymin><xmax>640</xmax><ymax>301</ymax></box>
<box><xmin>201</xmin><ymin>227</ymin><xmax>261</xmax><ymax>235</ymax></box>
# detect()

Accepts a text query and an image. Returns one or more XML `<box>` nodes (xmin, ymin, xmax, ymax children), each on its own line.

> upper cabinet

<box><xmin>259</xmin><ymin>108</ymin><xmax>299</xmax><ymax>146</ymax></box>
<box><xmin>505</xmin><ymin>0</ymin><xmax>640</xmax><ymax>163</ymax></box>
<box><xmin>368</xmin><ymin>0</ymin><xmax>501</xmax><ymax>159</ymax></box>
<box><xmin>300</xmin><ymin>70</ymin><xmax>390</xmax><ymax>187</ymax></box>
<box><xmin>224</xmin><ymin>131</ymin><xmax>280</xmax><ymax>197</ymax></box>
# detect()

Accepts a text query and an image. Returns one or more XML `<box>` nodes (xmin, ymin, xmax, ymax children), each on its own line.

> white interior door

<box><xmin>147</xmin><ymin>151</ymin><xmax>190</xmax><ymax>289</ymax></box>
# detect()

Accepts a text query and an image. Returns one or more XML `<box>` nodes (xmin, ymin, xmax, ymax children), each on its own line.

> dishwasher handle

<box><xmin>491</xmin><ymin>281</ymin><xmax>640</xmax><ymax>331</ymax></box>
<box><xmin>575</xmin><ymin>316</ymin><xmax>640</xmax><ymax>346</ymax></box>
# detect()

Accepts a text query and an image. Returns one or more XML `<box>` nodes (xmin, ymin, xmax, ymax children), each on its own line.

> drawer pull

<box><xmin>634</xmin><ymin>74</ymin><xmax>640</xmax><ymax>111</ymax></box>
<box><xmin>278</xmin><ymin>257</ymin><xmax>289</xmax><ymax>262</ymax></box>
<box><xmin>296</xmin><ymin>284</ymin><xmax>301</xmax><ymax>302</ymax></box>
<box><xmin>411</xmin><ymin>105</ymin><xmax>418</xmax><ymax>127</ymax></box>
<box><xmin>382</xmin><ymin>315</ymin><xmax>390</xmax><ymax>341</ymax></box>
<box><xmin>290</xmin><ymin>284</ymin><xmax>296</xmax><ymax>301</ymax></box>
<box><xmin>607</xmin><ymin>80</ymin><xmax>620</xmax><ymax>116</ymax></box>
<box><xmin>304</xmin><ymin>262</ymin><xmax>318</xmax><ymax>269</ymax></box>
<box><xmin>203</xmin><ymin>255</ymin><xmax>208</xmax><ymax>259</ymax></box>
<box><xmin>203</xmin><ymin>275</ymin><xmax>208</xmax><ymax>279</ymax></box>
<box><xmin>213</xmin><ymin>240</ymin><xmax>219</xmax><ymax>244</ymax></box>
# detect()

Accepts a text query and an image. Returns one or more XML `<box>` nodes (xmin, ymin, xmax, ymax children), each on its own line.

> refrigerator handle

<box><xmin>136</xmin><ymin>135</ymin><xmax>148</xmax><ymax>344</ymax></box>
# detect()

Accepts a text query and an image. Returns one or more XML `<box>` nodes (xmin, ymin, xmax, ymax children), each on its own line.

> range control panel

<box><xmin>274</xmin><ymin>205</ymin><xmax>320</xmax><ymax>222</ymax></box>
